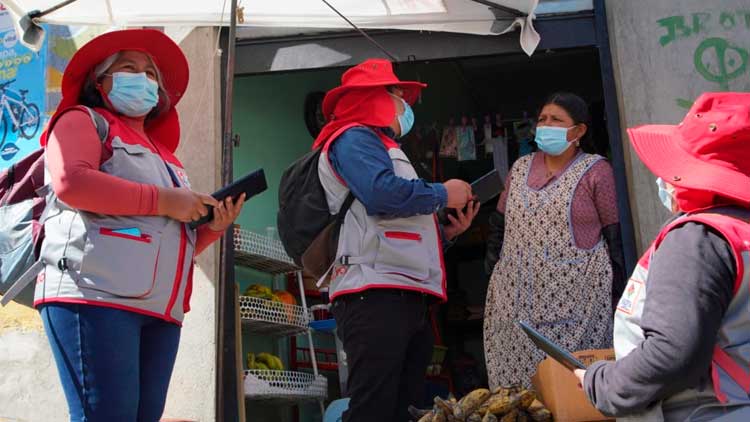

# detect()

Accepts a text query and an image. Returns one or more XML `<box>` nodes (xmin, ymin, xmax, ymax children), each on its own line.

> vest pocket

<box><xmin>374</xmin><ymin>229</ymin><xmax>430</xmax><ymax>281</ymax></box>
<box><xmin>78</xmin><ymin>226</ymin><xmax>162</xmax><ymax>298</ymax></box>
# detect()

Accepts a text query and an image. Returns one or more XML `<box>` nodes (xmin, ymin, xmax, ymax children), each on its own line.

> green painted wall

<box><xmin>232</xmin><ymin>69</ymin><xmax>342</xmax><ymax>234</ymax></box>
<box><xmin>232</xmin><ymin>69</ymin><xmax>344</xmax><ymax>422</ymax></box>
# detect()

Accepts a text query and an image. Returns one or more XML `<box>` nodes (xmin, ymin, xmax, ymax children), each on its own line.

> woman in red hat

<box><xmin>578</xmin><ymin>92</ymin><xmax>750</xmax><ymax>420</ymax></box>
<box><xmin>36</xmin><ymin>29</ymin><xmax>244</xmax><ymax>421</ymax></box>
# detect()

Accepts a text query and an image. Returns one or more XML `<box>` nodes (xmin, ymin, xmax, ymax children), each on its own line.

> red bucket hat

<box><xmin>42</xmin><ymin>29</ymin><xmax>189</xmax><ymax>153</ymax></box>
<box><xmin>628</xmin><ymin>92</ymin><xmax>750</xmax><ymax>205</ymax></box>
<box><xmin>322</xmin><ymin>59</ymin><xmax>427</xmax><ymax>120</ymax></box>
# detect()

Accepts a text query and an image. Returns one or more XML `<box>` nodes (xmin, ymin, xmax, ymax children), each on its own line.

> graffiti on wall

<box><xmin>657</xmin><ymin>10</ymin><xmax>750</xmax><ymax>108</ymax></box>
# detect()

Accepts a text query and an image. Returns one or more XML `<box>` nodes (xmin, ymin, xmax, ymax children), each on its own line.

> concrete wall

<box><xmin>605</xmin><ymin>0</ymin><xmax>750</xmax><ymax>251</ymax></box>
<box><xmin>162</xmin><ymin>26</ymin><xmax>223</xmax><ymax>422</ymax></box>
<box><xmin>0</xmin><ymin>27</ymin><xmax>222</xmax><ymax>422</ymax></box>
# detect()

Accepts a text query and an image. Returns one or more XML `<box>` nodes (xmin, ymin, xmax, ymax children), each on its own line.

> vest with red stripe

<box><xmin>317</xmin><ymin>124</ymin><xmax>446</xmax><ymax>302</ymax></box>
<box><xmin>614</xmin><ymin>207</ymin><xmax>750</xmax><ymax>420</ymax></box>
<box><xmin>36</xmin><ymin>106</ymin><xmax>196</xmax><ymax>324</ymax></box>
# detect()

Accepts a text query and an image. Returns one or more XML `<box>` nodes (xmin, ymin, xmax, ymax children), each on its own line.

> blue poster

<box><xmin>0</xmin><ymin>5</ymin><xmax>47</xmax><ymax>170</ymax></box>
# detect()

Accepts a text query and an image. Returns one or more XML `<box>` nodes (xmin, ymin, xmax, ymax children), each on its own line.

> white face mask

<box><xmin>656</xmin><ymin>178</ymin><xmax>677</xmax><ymax>213</ymax></box>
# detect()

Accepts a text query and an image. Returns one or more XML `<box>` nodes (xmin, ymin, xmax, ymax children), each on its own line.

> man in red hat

<box><xmin>314</xmin><ymin>59</ymin><xmax>477</xmax><ymax>421</ymax></box>
<box><xmin>576</xmin><ymin>92</ymin><xmax>750</xmax><ymax>420</ymax></box>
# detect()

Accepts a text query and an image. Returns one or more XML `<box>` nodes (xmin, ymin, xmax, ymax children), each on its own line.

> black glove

<box><xmin>484</xmin><ymin>210</ymin><xmax>505</xmax><ymax>276</ymax></box>
<box><xmin>602</xmin><ymin>223</ymin><xmax>626</xmax><ymax>314</ymax></box>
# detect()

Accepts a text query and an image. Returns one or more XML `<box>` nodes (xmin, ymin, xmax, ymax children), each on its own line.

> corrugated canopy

<box><xmin>3</xmin><ymin>0</ymin><xmax>592</xmax><ymax>55</ymax></box>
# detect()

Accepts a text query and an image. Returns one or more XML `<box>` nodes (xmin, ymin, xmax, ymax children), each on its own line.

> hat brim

<box><xmin>61</xmin><ymin>29</ymin><xmax>188</xmax><ymax>107</ymax></box>
<box><xmin>45</xmin><ymin>29</ymin><xmax>188</xmax><ymax>152</ymax></box>
<box><xmin>628</xmin><ymin>124</ymin><xmax>750</xmax><ymax>203</ymax></box>
<box><xmin>322</xmin><ymin>81</ymin><xmax>426</xmax><ymax>119</ymax></box>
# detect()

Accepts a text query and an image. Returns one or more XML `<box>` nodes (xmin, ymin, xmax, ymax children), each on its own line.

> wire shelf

<box><xmin>244</xmin><ymin>370</ymin><xmax>327</xmax><ymax>403</ymax></box>
<box><xmin>233</xmin><ymin>227</ymin><xmax>300</xmax><ymax>274</ymax></box>
<box><xmin>239</xmin><ymin>295</ymin><xmax>311</xmax><ymax>337</ymax></box>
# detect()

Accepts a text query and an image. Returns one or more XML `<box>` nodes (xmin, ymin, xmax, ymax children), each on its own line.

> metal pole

<box><xmin>217</xmin><ymin>0</ymin><xmax>240</xmax><ymax>420</ymax></box>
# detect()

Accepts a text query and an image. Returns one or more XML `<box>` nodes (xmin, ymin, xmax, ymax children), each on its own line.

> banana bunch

<box><xmin>243</xmin><ymin>284</ymin><xmax>282</xmax><ymax>302</ymax></box>
<box><xmin>409</xmin><ymin>386</ymin><xmax>552</xmax><ymax>422</ymax></box>
<box><xmin>246</xmin><ymin>352</ymin><xmax>284</xmax><ymax>371</ymax></box>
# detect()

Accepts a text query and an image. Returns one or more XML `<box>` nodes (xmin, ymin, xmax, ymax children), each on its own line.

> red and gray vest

<box><xmin>35</xmin><ymin>106</ymin><xmax>196</xmax><ymax>324</ymax></box>
<box><xmin>615</xmin><ymin>207</ymin><xmax>750</xmax><ymax>420</ymax></box>
<box><xmin>317</xmin><ymin>125</ymin><xmax>446</xmax><ymax>302</ymax></box>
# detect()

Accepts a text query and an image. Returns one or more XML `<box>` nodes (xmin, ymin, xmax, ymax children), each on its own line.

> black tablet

<box><xmin>188</xmin><ymin>169</ymin><xmax>267</xmax><ymax>229</ymax></box>
<box><xmin>518</xmin><ymin>320</ymin><xmax>587</xmax><ymax>371</ymax></box>
<box><xmin>437</xmin><ymin>169</ymin><xmax>502</xmax><ymax>224</ymax></box>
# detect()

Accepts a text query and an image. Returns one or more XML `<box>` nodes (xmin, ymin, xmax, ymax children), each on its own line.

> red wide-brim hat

<box><xmin>43</xmin><ymin>29</ymin><xmax>189</xmax><ymax>153</ymax></box>
<box><xmin>322</xmin><ymin>59</ymin><xmax>426</xmax><ymax>120</ymax></box>
<box><xmin>628</xmin><ymin>92</ymin><xmax>750</xmax><ymax>205</ymax></box>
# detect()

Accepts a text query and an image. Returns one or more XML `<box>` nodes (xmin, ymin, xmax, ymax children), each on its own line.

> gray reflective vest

<box><xmin>614</xmin><ymin>208</ymin><xmax>750</xmax><ymax>421</ymax></box>
<box><xmin>35</xmin><ymin>107</ymin><xmax>196</xmax><ymax>324</ymax></box>
<box><xmin>318</xmin><ymin>126</ymin><xmax>446</xmax><ymax>301</ymax></box>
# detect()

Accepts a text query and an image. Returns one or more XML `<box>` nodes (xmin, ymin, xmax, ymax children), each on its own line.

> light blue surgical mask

<box><xmin>106</xmin><ymin>72</ymin><xmax>159</xmax><ymax>117</ymax></box>
<box><xmin>397</xmin><ymin>98</ymin><xmax>414</xmax><ymax>138</ymax></box>
<box><xmin>535</xmin><ymin>126</ymin><xmax>575</xmax><ymax>156</ymax></box>
<box><xmin>656</xmin><ymin>177</ymin><xmax>676</xmax><ymax>213</ymax></box>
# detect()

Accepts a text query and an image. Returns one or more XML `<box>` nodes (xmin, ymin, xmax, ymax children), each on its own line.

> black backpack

<box><xmin>277</xmin><ymin>128</ymin><xmax>357</xmax><ymax>279</ymax></box>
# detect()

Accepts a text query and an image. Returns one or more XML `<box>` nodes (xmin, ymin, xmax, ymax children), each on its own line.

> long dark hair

<box><xmin>541</xmin><ymin>92</ymin><xmax>594</xmax><ymax>153</ymax></box>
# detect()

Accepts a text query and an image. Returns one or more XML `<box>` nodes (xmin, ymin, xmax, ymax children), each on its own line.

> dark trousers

<box><xmin>332</xmin><ymin>289</ymin><xmax>434</xmax><ymax>422</ymax></box>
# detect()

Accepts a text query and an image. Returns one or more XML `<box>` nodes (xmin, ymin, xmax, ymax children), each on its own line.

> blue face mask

<box><xmin>397</xmin><ymin>99</ymin><xmax>415</xmax><ymax>138</ymax></box>
<box><xmin>535</xmin><ymin>126</ymin><xmax>575</xmax><ymax>156</ymax></box>
<box><xmin>106</xmin><ymin>72</ymin><xmax>159</xmax><ymax>117</ymax></box>
<box><xmin>656</xmin><ymin>177</ymin><xmax>676</xmax><ymax>213</ymax></box>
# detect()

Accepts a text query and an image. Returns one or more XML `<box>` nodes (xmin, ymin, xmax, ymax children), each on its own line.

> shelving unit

<box><xmin>234</xmin><ymin>227</ymin><xmax>327</xmax><ymax>414</ymax></box>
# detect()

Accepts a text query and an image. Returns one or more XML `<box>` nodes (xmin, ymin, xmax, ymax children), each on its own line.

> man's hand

<box><xmin>443</xmin><ymin>200</ymin><xmax>480</xmax><ymax>240</ymax></box>
<box><xmin>443</xmin><ymin>179</ymin><xmax>472</xmax><ymax>209</ymax></box>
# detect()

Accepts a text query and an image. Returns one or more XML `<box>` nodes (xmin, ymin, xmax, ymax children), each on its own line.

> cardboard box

<box><xmin>531</xmin><ymin>348</ymin><xmax>615</xmax><ymax>422</ymax></box>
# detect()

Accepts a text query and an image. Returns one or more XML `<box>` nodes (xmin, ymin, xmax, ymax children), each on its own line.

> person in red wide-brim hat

<box><xmin>312</xmin><ymin>59</ymin><xmax>478</xmax><ymax>422</ymax></box>
<box><xmin>38</xmin><ymin>29</ymin><xmax>245</xmax><ymax>421</ymax></box>
<box><xmin>578</xmin><ymin>93</ymin><xmax>750</xmax><ymax>421</ymax></box>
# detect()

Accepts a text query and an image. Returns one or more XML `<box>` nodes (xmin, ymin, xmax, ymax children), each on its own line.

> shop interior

<box><xmin>231</xmin><ymin>46</ymin><xmax>612</xmax><ymax>421</ymax></box>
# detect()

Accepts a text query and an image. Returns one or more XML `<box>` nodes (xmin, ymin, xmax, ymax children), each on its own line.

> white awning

<box><xmin>3</xmin><ymin>0</ymin><xmax>593</xmax><ymax>55</ymax></box>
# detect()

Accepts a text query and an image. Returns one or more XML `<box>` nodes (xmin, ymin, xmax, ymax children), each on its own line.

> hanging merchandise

<box><xmin>457</xmin><ymin>116</ymin><xmax>476</xmax><ymax>162</ymax></box>
<box><xmin>483</xmin><ymin>115</ymin><xmax>494</xmax><ymax>154</ymax></box>
<box><xmin>514</xmin><ymin>112</ymin><xmax>535</xmax><ymax>158</ymax></box>
<box><xmin>491</xmin><ymin>113</ymin><xmax>510</xmax><ymax>182</ymax></box>
<box><xmin>471</xmin><ymin>117</ymin><xmax>483</xmax><ymax>156</ymax></box>
<box><xmin>439</xmin><ymin>117</ymin><xmax>458</xmax><ymax>158</ymax></box>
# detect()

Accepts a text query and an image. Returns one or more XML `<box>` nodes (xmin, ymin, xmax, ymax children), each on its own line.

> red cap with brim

<box><xmin>322</xmin><ymin>59</ymin><xmax>426</xmax><ymax>120</ymax></box>
<box><xmin>42</xmin><ymin>29</ymin><xmax>189</xmax><ymax>153</ymax></box>
<box><xmin>627</xmin><ymin>92</ymin><xmax>750</xmax><ymax>206</ymax></box>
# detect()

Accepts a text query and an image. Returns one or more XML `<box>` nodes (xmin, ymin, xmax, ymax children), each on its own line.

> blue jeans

<box><xmin>40</xmin><ymin>303</ymin><xmax>181</xmax><ymax>422</ymax></box>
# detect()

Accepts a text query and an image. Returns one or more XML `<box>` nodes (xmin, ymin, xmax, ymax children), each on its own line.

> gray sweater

<box><xmin>584</xmin><ymin>221</ymin><xmax>736</xmax><ymax>416</ymax></box>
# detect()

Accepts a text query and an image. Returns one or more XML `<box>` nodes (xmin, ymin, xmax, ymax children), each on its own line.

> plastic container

<box><xmin>310</xmin><ymin>304</ymin><xmax>331</xmax><ymax>321</ymax></box>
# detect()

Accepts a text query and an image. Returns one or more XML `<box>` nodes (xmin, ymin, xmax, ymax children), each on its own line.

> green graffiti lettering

<box><xmin>676</xmin><ymin>98</ymin><xmax>695</xmax><ymax>109</ymax></box>
<box><xmin>740</xmin><ymin>10</ymin><xmax>750</xmax><ymax>29</ymax></box>
<box><xmin>694</xmin><ymin>37</ymin><xmax>749</xmax><ymax>90</ymax></box>
<box><xmin>720</xmin><ymin>12</ymin><xmax>737</xmax><ymax>29</ymax></box>
<box><xmin>658</xmin><ymin>16</ymin><xmax>692</xmax><ymax>46</ymax></box>
<box><xmin>692</xmin><ymin>12</ymin><xmax>711</xmax><ymax>34</ymax></box>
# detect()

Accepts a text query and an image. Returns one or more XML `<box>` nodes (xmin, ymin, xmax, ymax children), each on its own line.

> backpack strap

<box><xmin>80</xmin><ymin>106</ymin><xmax>110</xmax><ymax>144</ymax></box>
<box><xmin>0</xmin><ymin>107</ymin><xmax>110</xmax><ymax>307</ymax></box>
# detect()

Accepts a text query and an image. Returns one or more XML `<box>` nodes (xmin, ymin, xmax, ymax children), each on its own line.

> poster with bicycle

<box><xmin>0</xmin><ymin>4</ymin><xmax>46</xmax><ymax>170</ymax></box>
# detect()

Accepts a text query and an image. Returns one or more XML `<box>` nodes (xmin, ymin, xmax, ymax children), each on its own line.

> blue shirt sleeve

<box><xmin>328</xmin><ymin>127</ymin><xmax>447</xmax><ymax>218</ymax></box>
